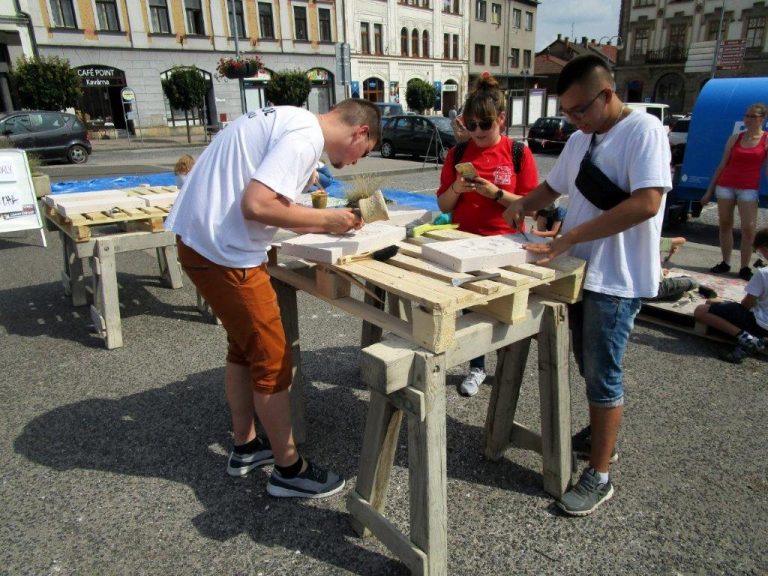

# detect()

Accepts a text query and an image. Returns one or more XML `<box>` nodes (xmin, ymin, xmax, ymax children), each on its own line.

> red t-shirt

<box><xmin>437</xmin><ymin>138</ymin><xmax>539</xmax><ymax>236</ymax></box>
<box><xmin>718</xmin><ymin>132</ymin><xmax>768</xmax><ymax>190</ymax></box>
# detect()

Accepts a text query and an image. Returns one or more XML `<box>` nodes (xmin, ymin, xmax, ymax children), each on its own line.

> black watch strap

<box><xmin>494</xmin><ymin>189</ymin><xmax>504</xmax><ymax>202</ymax></box>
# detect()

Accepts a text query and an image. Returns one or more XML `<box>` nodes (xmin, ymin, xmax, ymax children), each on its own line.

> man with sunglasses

<box><xmin>166</xmin><ymin>99</ymin><xmax>379</xmax><ymax>499</ymax></box>
<box><xmin>504</xmin><ymin>55</ymin><xmax>672</xmax><ymax>516</ymax></box>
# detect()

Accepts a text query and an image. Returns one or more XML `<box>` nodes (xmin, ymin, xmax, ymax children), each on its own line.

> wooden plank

<box><xmin>340</xmin><ymin>259</ymin><xmax>478</xmax><ymax>312</ymax></box>
<box><xmin>347</xmin><ymin>493</ymin><xmax>427</xmax><ymax>575</ymax></box>
<box><xmin>506</xmin><ymin>262</ymin><xmax>557</xmax><ymax>280</ymax></box>
<box><xmin>537</xmin><ymin>302</ymin><xmax>572</xmax><ymax>498</ymax></box>
<box><xmin>408</xmin><ymin>352</ymin><xmax>448</xmax><ymax>576</ymax></box>
<box><xmin>349</xmin><ymin>390</ymin><xmax>404</xmax><ymax>539</ymax></box>
<box><xmin>384</xmin><ymin>253</ymin><xmax>504</xmax><ymax>295</ymax></box>
<box><xmin>361</xmin><ymin>339</ymin><xmax>417</xmax><ymax>394</ymax></box>
<box><xmin>484</xmin><ymin>339</ymin><xmax>531</xmax><ymax>460</ymax></box>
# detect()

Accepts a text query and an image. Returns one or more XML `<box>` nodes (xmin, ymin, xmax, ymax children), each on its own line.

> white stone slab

<box><xmin>279</xmin><ymin>222</ymin><xmax>407</xmax><ymax>264</ymax></box>
<box><xmin>138</xmin><ymin>192</ymin><xmax>178</xmax><ymax>207</ymax></box>
<box><xmin>44</xmin><ymin>189</ymin><xmax>128</xmax><ymax>208</ymax></box>
<box><xmin>385</xmin><ymin>208</ymin><xmax>432</xmax><ymax>227</ymax></box>
<box><xmin>420</xmin><ymin>233</ymin><xmax>549</xmax><ymax>272</ymax></box>
<box><xmin>56</xmin><ymin>197</ymin><xmax>146</xmax><ymax>217</ymax></box>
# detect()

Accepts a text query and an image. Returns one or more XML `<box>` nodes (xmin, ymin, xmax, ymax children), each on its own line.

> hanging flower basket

<box><xmin>216</xmin><ymin>56</ymin><xmax>263</xmax><ymax>80</ymax></box>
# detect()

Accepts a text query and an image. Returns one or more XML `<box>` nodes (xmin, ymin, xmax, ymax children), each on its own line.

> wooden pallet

<box><xmin>44</xmin><ymin>186</ymin><xmax>177</xmax><ymax>242</ymax></box>
<box><xmin>269</xmin><ymin>231</ymin><xmax>585</xmax><ymax>353</ymax></box>
<box><xmin>638</xmin><ymin>268</ymin><xmax>746</xmax><ymax>344</ymax></box>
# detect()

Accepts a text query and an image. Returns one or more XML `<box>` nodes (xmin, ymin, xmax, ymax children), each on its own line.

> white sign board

<box><xmin>0</xmin><ymin>149</ymin><xmax>46</xmax><ymax>246</ymax></box>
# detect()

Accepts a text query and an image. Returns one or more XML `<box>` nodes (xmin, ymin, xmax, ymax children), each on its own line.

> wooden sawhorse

<box><xmin>58</xmin><ymin>229</ymin><xmax>183</xmax><ymax>349</ymax></box>
<box><xmin>347</xmin><ymin>298</ymin><xmax>572</xmax><ymax>576</ymax></box>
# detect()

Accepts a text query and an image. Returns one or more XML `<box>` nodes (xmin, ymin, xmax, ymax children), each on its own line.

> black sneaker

<box><xmin>227</xmin><ymin>438</ymin><xmax>274</xmax><ymax>477</ymax></box>
<box><xmin>267</xmin><ymin>460</ymin><xmax>345</xmax><ymax>499</ymax></box>
<box><xmin>710</xmin><ymin>261</ymin><xmax>731</xmax><ymax>274</ymax></box>
<box><xmin>739</xmin><ymin>267</ymin><xmax>753</xmax><ymax>281</ymax></box>
<box><xmin>720</xmin><ymin>345</ymin><xmax>749</xmax><ymax>364</ymax></box>
<box><xmin>557</xmin><ymin>468</ymin><xmax>614</xmax><ymax>517</ymax></box>
<box><xmin>571</xmin><ymin>425</ymin><xmax>618</xmax><ymax>463</ymax></box>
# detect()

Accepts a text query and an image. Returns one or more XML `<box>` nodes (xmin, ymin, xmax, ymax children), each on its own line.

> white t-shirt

<box><xmin>746</xmin><ymin>267</ymin><xmax>768</xmax><ymax>330</ymax></box>
<box><xmin>165</xmin><ymin>107</ymin><xmax>323</xmax><ymax>268</ymax></box>
<box><xmin>545</xmin><ymin>110</ymin><xmax>672</xmax><ymax>298</ymax></box>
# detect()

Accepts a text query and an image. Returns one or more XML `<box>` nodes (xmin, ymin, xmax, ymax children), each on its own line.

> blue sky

<box><xmin>535</xmin><ymin>0</ymin><xmax>623</xmax><ymax>52</ymax></box>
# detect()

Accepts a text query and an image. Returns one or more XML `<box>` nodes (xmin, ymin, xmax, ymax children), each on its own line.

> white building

<box><xmin>345</xmin><ymin>0</ymin><xmax>469</xmax><ymax>114</ymax></box>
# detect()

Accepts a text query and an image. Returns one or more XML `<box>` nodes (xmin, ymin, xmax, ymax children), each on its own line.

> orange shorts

<box><xmin>177</xmin><ymin>239</ymin><xmax>292</xmax><ymax>394</ymax></box>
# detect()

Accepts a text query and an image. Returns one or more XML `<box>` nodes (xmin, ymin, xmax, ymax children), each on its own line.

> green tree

<box><xmin>161</xmin><ymin>66</ymin><xmax>208</xmax><ymax>143</ymax></box>
<box><xmin>264</xmin><ymin>70</ymin><xmax>311</xmax><ymax>107</ymax></box>
<box><xmin>11</xmin><ymin>56</ymin><xmax>81</xmax><ymax>111</ymax></box>
<box><xmin>405</xmin><ymin>78</ymin><xmax>435</xmax><ymax>114</ymax></box>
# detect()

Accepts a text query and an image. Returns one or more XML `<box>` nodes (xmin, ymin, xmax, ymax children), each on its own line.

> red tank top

<box><xmin>718</xmin><ymin>132</ymin><xmax>768</xmax><ymax>189</ymax></box>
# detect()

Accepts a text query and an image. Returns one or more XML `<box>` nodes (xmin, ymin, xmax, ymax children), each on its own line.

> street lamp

<box><xmin>521</xmin><ymin>69</ymin><xmax>530</xmax><ymax>139</ymax></box>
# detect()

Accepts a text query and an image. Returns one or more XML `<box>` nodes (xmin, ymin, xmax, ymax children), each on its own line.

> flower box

<box><xmin>216</xmin><ymin>56</ymin><xmax>263</xmax><ymax>80</ymax></box>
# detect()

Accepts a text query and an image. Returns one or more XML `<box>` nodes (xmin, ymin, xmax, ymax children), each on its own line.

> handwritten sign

<box><xmin>0</xmin><ymin>149</ymin><xmax>45</xmax><ymax>246</ymax></box>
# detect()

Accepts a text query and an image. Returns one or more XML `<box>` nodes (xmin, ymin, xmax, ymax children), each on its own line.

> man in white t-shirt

<box><xmin>165</xmin><ymin>100</ymin><xmax>380</xmax><ymax>499</ymax></box>
<box><xmin>503</xmin><ymin>55</ymin><xmax>672</xmax><ymax>516</ymax></box>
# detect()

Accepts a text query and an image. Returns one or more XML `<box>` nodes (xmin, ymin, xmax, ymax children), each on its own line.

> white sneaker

<box><xmin>459</xmin><ymin>368</ymin><xmax>486</xmax><ymax>397</ymax></box>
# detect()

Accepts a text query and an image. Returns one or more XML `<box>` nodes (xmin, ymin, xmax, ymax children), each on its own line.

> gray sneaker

<box><xmin>557</xmin><ymin>468</ymin><xmax>614</xmax><ymax>517</ymax></box>
<box><xmin>267</xmin><ymin>460</ymin><xmax>345</xmax><ymax>499</ymax></box>
<box><xmin>459</xmin><ymin>368</ymin><xmax>486</xmax><ymax>397</ymax></box>
<box><xmin>227</xmin><ymin>438</ymin><xmax>274</xmax><ymax>477</ymax></box>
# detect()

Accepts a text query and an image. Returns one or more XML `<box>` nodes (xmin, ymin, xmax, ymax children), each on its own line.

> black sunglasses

<box><xmin>464</xmin><ymin>118</ymin><xmax>495</xmax><ymax>131</ymax></box>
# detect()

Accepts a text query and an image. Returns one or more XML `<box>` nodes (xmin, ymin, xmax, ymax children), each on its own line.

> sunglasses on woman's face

<box><xmin>465</xmin><ymin>118</ymin><xmax>495</xmax><ymax>131</ymax></box>
<box><xmin>745</xmin><ymin>113</ymin><xmax>765</xmax><ymax>119</ymax></box>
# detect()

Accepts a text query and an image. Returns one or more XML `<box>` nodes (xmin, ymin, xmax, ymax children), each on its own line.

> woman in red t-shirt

<box><xmin>435</xmin><ymin>72</ymin><xmax>539</xmax><ymax>396</ymax></box>
<box><xmin>701</xmin><ymin>102</ymin><xmax>768</xmax><ymax>281</ymax></box>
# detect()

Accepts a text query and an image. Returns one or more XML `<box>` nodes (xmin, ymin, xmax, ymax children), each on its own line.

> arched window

<box><xmin>412</xmin><ymin>29</ymin><xmax>419</xmax><ymax>57</ymax></box>
<box><xmin>422</xmin><ymin>30</ymin><xmax>430</xmax><ymax>58</ymax></box>
<box><xmin>401</xmin><ymin>27</ymin><xmax>409</xmax><ymax>56</ymax></box>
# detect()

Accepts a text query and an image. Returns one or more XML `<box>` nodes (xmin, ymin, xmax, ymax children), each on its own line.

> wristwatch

<box><xmin>494</xmin><ymin>189</ymin><xmax>504</xmax><ymax>202</ymax></box>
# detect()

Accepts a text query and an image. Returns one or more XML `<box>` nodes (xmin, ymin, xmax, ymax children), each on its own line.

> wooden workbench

<box><xmin>267</xmin><ymin>229</ymin><xmax>585</xmax><ymax>575</ymax></box>
<box><xmin>44</xmin><ymin>187</ymin><xmax>183</xmax><ymax>349</ymax></box>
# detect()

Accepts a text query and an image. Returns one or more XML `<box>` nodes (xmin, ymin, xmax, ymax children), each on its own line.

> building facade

<box><xmin>468</xmin><ymin>0</ymin><xmax>537</xmax><ymax>92</ymax></box>
<box><xmin>0</xmin><ymin>0</ymin><xmax>36</xmax><ymax>113</ymax></box>
<box><xmin>345</xmin><ymin>0</ymin><xmax>469</xmax><ymax>115</ymax></box>
<box><xmin>16</xmin><ymin>0</ymin><xmax>346</xmax><ymax>136</ymax></box>
<box><xmin>614</xmin><ymin>0</ymin><xmax>768</xmax><ymax>114</ymax></box>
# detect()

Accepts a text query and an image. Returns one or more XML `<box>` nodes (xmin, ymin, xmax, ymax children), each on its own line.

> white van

<box><xmin>626</xmin><ymin>102</ymin><xmax>670</xmax><ymax>126</ymax></box>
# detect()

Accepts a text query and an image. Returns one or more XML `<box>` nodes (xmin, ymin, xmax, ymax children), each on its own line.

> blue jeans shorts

<box><xmin>570</xmin><ymin>290</ymin><xmax>642</xmax><ymax>408</ymax></box>
<box><xmin>715</xmin><ymin>186</ymin><xmax>759</xmax><ymax>203</ymax></box>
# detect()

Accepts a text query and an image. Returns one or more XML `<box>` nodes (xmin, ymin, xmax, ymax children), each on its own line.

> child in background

<box><xmin>531</xmin><ymin>203</ymin><xmax>566</xmax><ymax>238</ymax></box>
<box><xmin>174</xmin><ymin>154</ymin><xmax>196</xmax><ymax>188</ymax></box>
<box><xmin>693</xmin><ymin>228</ymin><xmax>768</xmax><ymax>363</ymax></box>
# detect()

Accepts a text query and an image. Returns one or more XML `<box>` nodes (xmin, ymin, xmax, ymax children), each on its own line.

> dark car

<box><xmin>526</xmin><ymin>116</ymin><xmax>577</xmax><ymax>152</ymax></box>
<box><xmin>0</xmin><ymin>110</ymin><xmax>91</xmax><ymax>164</ymax></box>
<box><xmin>379</xmin><ymin>115</ymin><xmax>457</xmax><ymax>162</ymax></box>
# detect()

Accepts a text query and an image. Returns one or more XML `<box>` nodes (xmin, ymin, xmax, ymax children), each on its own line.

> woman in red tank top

<box><xmin>701</xmin><ymin>103</ymin><xmax>768</xmax><ymax>281</ymax></box>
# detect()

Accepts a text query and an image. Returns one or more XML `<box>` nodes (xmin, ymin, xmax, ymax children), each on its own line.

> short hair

<box><xmin>557</xmin><ymin>55</ymin><xmax>613</xmax><ymax>96</ymax></box>
<box><xmin>174</xmin><ymin>154</ymin><xmax>195</xmax><ymax>176</ymax></box>
<box><xmin>754</xmin><ymin>228</ymin><xmax>768</xmax><ymax>250</ymax></box>
<box><xmin>463</xmin><ymin>72</ymin><xmax>505</xmax><ymax>121</ymax></box>
<box><xmin>332</xmin><ymin>99</ymin><xmax>382</xmax><ymax>144</ymax></box>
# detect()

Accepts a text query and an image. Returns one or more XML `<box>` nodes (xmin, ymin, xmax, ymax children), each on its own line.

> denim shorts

<box><xmin>715</xmin><ymin>186</ymin><xmax>759</xmax><ymax>203</ymax></box>
<box><xmin>570</xmin><ymin>290</ymin><xmax>642</xmax><ymax>408</ymax></box>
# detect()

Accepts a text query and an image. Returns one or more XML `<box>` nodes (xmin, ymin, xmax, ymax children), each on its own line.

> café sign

<box><xmin>76</xmin><ymin>65</ymin><xmax>124</xmax><ymax>87</ymax></box>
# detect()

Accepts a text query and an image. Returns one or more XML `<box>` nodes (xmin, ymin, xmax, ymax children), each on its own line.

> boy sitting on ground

<box><xmin>693</xmin><ymin>228</ymin><xmax>768</xmax><ymax>363</ymax></box>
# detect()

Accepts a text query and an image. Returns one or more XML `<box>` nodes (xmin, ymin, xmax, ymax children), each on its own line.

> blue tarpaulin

<box><xmin>51</xmin><ymin>173</ymin><xmax>439</xmax><ymax>211</ymax></box>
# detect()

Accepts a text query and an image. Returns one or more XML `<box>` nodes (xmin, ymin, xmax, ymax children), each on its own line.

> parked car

<box><xmin>668</xmin><ymin>117</ymin><xmax>690</xmax><ymax>147</ymax></box>
<box><xmin>0</xmin><ymin>110</ymin><xmax>91</xmax><ymax>164</ymax></box>
<box><xmin>526</xmin><ymin>116</ymin><xmax>577</xmax><ymax>152</ymax></box>
<box><xmin>379</xmin><ymin>115</ymin><xmax>457</xmax><ymax>162</ymax></box>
